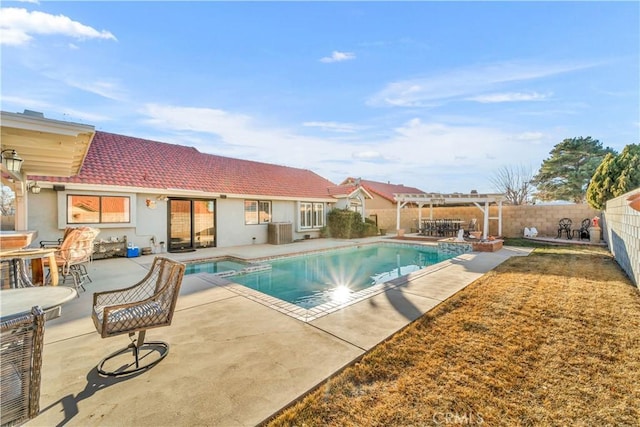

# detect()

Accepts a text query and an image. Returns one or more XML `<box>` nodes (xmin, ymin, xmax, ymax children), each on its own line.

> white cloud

<box><xmin>139</xmin><ymin>103</ymin><xmax>555</xmax><ymax>192</ymax></box>
<box><xmin>516</xmin><ymin>131</ymin><xmax>545</xmax><ymax>141</ymax></box>
<box><xmin>367</xmin><ymin>60</ymin><xmax>597</xmax><ymax>107</ymax></box>
<box><xmin>142</xmin><ymin>104</ymin><xmax>254</xmax><ymax>138</ymax></box>
<box><xmin>352</xmin><ymin>151</ymin><xmax>384</xmax><ymax>161</ymax></box>
<box><xmin>302</xmin><ymin>121</ymin><xmax>362</xmax><ymax>133</ymax></box>
<box><xmin>0</xmin><ymin>95</ymin><xmax>112</xmax><ymax>123</ymax></box>
<box><xmin>140</xmin><ymin>104</ymin><xmax>335</xmax><ymax>167</ymax></box>
<box><xmin>0</xmin><ymin>7</ymin><xmax>117</xmax><ymax>46</ymax></box>
<box><xmin>468</xmin><ymin>92</ymin><xmax>551</xmax><ymax>103</ymax></box>
<box><xmin>320</xmin><ymin>51</ymin><xmax>355</xmax><ymax>63</ymax></box>
<box><xmin>63</xmin><ymin>78</ymin><xmax>126</xmax><ymax>101</ymax></box>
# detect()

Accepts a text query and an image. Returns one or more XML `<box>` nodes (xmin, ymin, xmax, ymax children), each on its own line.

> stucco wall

<box><xmin>367</xmin><ymin>204</ymin><xmax>600</xmax><ymax>237</ymax></box>
<box><xmin>28</xmin><ymin>189</ymin><xmax>163</xmax><ymax>249</ymax></box>
<box><xmin>27</xmin><ymin>190</ymin><xmax>325</xmax><ymax>250</ymax></box>
<box><xmin>603</xmin><ymin>188</ymin><xmax>640</xmax><ymax>287</ymax></box>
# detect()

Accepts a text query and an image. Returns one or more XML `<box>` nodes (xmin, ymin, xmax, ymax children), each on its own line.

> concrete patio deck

<box><xmin>25</xmin><ymin>237</ymin><xmax>532</xmax><ymax>426</ymax></box>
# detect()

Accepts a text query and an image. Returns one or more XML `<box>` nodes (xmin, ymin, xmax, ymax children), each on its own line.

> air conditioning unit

<box><xmin>268</xmin><ymin>222</ymin><xmax>293</xmax><ymax>245</ymax></box>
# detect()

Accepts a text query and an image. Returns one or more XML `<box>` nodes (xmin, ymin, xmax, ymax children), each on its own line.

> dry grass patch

<box><xmin>267</xmin><ymin>246</ymin><xmax>640</xmax><ymax>426</ymax></box>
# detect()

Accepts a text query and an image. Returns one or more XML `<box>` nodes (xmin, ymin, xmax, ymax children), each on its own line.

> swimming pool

<box><xmin>189</xmin><ymin>243</ymin><xmax>455</xmax><ymax>312</ymax></box>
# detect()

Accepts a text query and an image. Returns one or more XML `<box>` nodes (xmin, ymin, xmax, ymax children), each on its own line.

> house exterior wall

<box><xmin>135</xmin><ymin>195</ymin><xmax>168</xmax><ymax>248</ymax></box>
<box><xmin>603</xmin><ymin>188</ymin><xmax>640</xmax><ymax>287</ymax></box>
<box><xmin>365</xmin><ymin>196</ymin><xmax>394</xmax><ymax>210</ymax></box>
<box><xmin>367</xmin><ymin>204</ymin><xmax>600</xmax><ymax>237</ymax></box>
<box><xmin>27</xmin><ymin>190</ymin><xmax>329</xmax><ymax>250</ymax></box>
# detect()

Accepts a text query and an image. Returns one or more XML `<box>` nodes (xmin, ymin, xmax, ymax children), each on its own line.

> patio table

<box><xmin>0</xmin><ymin>248</ymin><xmax>59</xmax><ymax>288</ymax></box>
<box><xmin>0</xmin><ymin>286</ymin><xmax>76</xmax><ymax>321</ymax></box>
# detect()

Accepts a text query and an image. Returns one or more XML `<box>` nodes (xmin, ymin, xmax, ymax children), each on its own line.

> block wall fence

<box><xmin>603</xmin><ymin>188</ymin><xmax>640</xmax><ymax>287</ymax></box>
<box><xmin>367</xmin><ymin>204</ymin><xmax>601</xmax><ymax>238</ymax></box>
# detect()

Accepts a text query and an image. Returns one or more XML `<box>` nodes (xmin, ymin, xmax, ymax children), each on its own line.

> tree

<box><xmin>531</xmin><ymin>137</ymin><xmax>615</xmax><ymax>203</ymax></box>
<box><xmin>586</xmin><ymin>143</ymin><xmax>640</xmax><ymax>209</ymax></box>
<box><xmin>490</xmin><ymin>164</ymin><xmax>534</xmax><ymax>205</ymax></box>
<box><xmin>1</xmin><ymin>186</ymin><xmax>15</xmax><ymax>216</ymax></box>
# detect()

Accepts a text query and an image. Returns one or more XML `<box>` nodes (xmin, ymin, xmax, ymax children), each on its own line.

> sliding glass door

<box><xmin>168</xmin><ymin>199</ymin><xmax>215</xmax><ymax>252</ymax></box>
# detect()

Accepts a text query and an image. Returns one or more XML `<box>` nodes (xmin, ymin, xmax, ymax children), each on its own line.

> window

<box><xmin>67</xmin><ymin>195</ymin><xmax>130</xmax><ymax>224</ymax></box>
<box><xmin>313</xmin><ymin>203</ymin><xmax>324</xmax><ymax>227</ymax></box>
<box><xmin>244</xmin><ymin>200</ymin><xmax>271</xmax><ymax>225</ymax></box>
<box><xmin>259</xmin><ymin>201</ymin><xmax>271</xmax><ymax>223</ymax></box>
<box><xmin>300</xmin><ymin>202</ymin><xmax>324</xmax><ymax>229</ymax></box>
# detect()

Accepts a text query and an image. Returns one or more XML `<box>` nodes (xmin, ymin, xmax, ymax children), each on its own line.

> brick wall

<box><xmin>603</xmin><ymin>188</ymin><xmax>640</xmax><ymax>287</ymax></box>
<box><xmin>367</xmin><ymin>204</ymin><xmax>600</xmax><ymax>238</ymax></box>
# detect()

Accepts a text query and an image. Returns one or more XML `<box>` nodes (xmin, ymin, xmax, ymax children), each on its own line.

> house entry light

<box><xmin>1</xmin><ymin>149</ymin><xmax>24</xmax><ymax>173</ymax></box>
<box><xmin>29</xmin><ymin>182</ymin><xmax>41</xmax><ymax>194</ymax></box>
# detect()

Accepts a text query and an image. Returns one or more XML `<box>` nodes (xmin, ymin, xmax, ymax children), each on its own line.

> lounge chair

<box><xmin>43</xmin><ymin>227</ymin><xmax>100</xmax><ymax>294</ymax></box>
<box><xmin>463</xmin><ymin>218</ymin><xmax>477</xmax><ymax>238</ymax></box>
<box><xmin>92</xmin><ymin>257</ymin><xmax>185</xmax><ymax>376</ymax></box>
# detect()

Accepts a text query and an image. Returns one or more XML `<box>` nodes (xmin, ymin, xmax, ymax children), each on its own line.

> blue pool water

<box><xmin>229</xmin><ymin>244</ymin><xmax>454</xmax><ymax>309</ymax></box>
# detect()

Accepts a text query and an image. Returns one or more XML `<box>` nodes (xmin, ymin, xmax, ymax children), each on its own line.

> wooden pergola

<box><xmin>393</xmin><ymin>192</ymin><xmax>507</xmax><ymax>240</ymax></box>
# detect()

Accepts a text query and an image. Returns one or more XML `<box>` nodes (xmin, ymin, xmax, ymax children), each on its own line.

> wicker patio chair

<box><xmin>91</xmin><ymin>257</ymin><xmax>185</xmax><ymax>377</ymax></box>
<box><xmin>0</xmin><ymin>306</ymin><xmax>45</xmax><ymax>427</ymax></box>
<box><xmin>44</xmin><ymin>227</ymin><xmax>100</xmax><ymax>294</ymax></box>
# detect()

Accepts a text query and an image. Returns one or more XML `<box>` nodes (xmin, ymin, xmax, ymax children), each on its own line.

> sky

<box><xmin>1</xmin><ymin>1</ymin><xmax>639</xmax><ymax>194</ymax></box>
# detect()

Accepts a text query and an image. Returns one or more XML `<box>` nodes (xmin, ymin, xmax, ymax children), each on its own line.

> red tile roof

<box><xmin>340</xmin><ymin>177</ymin><xmax>426</xmax><ymax>203</ymax></box>
<box><xmin>31</xmin><ymin>131</ymin><xmax>338</xmax><ymax>199</ymax></box>
<box><xmin>326</xmin><ymin>184</ymin><xmax>357</xmax><ymax>197</ymax></box>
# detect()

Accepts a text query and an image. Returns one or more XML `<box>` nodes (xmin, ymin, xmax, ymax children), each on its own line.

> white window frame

<box><xmin>259</xmin><ymin>201</ymin><xmax>272</xmax><ymax>223</ymax></box>
<box><xmin>313</xmin><ymin>203</ymin><xmax>324</xmax><ymax>228</ymax></box>
<box><xmin>299</xmin><ymin>202</ymin><xmax>324</xmax><ymax>229</ymax></box>
<box><xmin>245</xmin><ymin>200</ymin><xmax>271</xmax><ymax>225</ymax></box>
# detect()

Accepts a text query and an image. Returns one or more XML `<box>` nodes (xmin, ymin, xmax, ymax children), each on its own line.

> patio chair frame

<box><xmin>0</xmin><ymin>306</ymin><xmax>45</xmax><ymax>427</ymax></box>
<box><xmin>557</xmin><ymin>218</ymin><xmax>573</xmax><ymax>240</ymax></box>
<box><xmin>44</xmin><ymin>227</ymin><xmax>100</xmax><ymax>295</ymax></box>
<box><xmin>575</xmin><ymin>218</ymin><xmax>591</xmax><ymax>241</ymax></box>
<box><xmin>91</xmin><ymin>257</ymin><xmax>185</xmax><ymax>377</ymax></box>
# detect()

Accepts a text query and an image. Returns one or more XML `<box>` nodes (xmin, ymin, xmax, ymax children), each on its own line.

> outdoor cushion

<box><xmin>93</xmin><ymin>301</ymin><xmax>164</xmax><ymax>335</ymax></box>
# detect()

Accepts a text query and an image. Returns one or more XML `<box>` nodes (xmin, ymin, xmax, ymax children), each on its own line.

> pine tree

<box><xmin>587</xmin><ymin>144</ymin><xmax>640</xmax><ymax>209</ymax></box>
<box><xmin>532</xmin><ymin>137</ymin><xmax>615</xmax><ymax>203</ymax></box>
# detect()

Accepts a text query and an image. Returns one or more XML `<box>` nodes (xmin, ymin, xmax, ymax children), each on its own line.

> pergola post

<box><xmin>483</xmin><ymin>200</ymin><xmax>489</xmax><ymax>240</ymax></box>
<box><xmin>498</xmin><ymin>200</ymin><xmax>503</xmax><ymax>237</ymax></box>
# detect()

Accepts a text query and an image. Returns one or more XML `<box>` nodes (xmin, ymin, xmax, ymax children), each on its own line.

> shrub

<box><xmin>327</xmin><ymin>208</ymin><xmax>366</xmax><ymax>238</ymax></box>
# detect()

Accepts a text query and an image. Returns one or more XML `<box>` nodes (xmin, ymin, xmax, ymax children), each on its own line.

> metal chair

<box><xmin>557</xmin><ymin>218</ymin><xmax>573</xmax><ymax>239</ymax></box>
<box><xmin>92</xmin><ymin>257</ymin><xmax>185</xmax><ymax>377</ymax></box>
<box><xmin>576</xmin><ymin>218</ymin><xmax>591</xmax><ymax>241</ymax></box>
<box><xmin>1</xmin><ymin>306</ymin><xmax>45</xmax><ymax>426</ymax></box>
